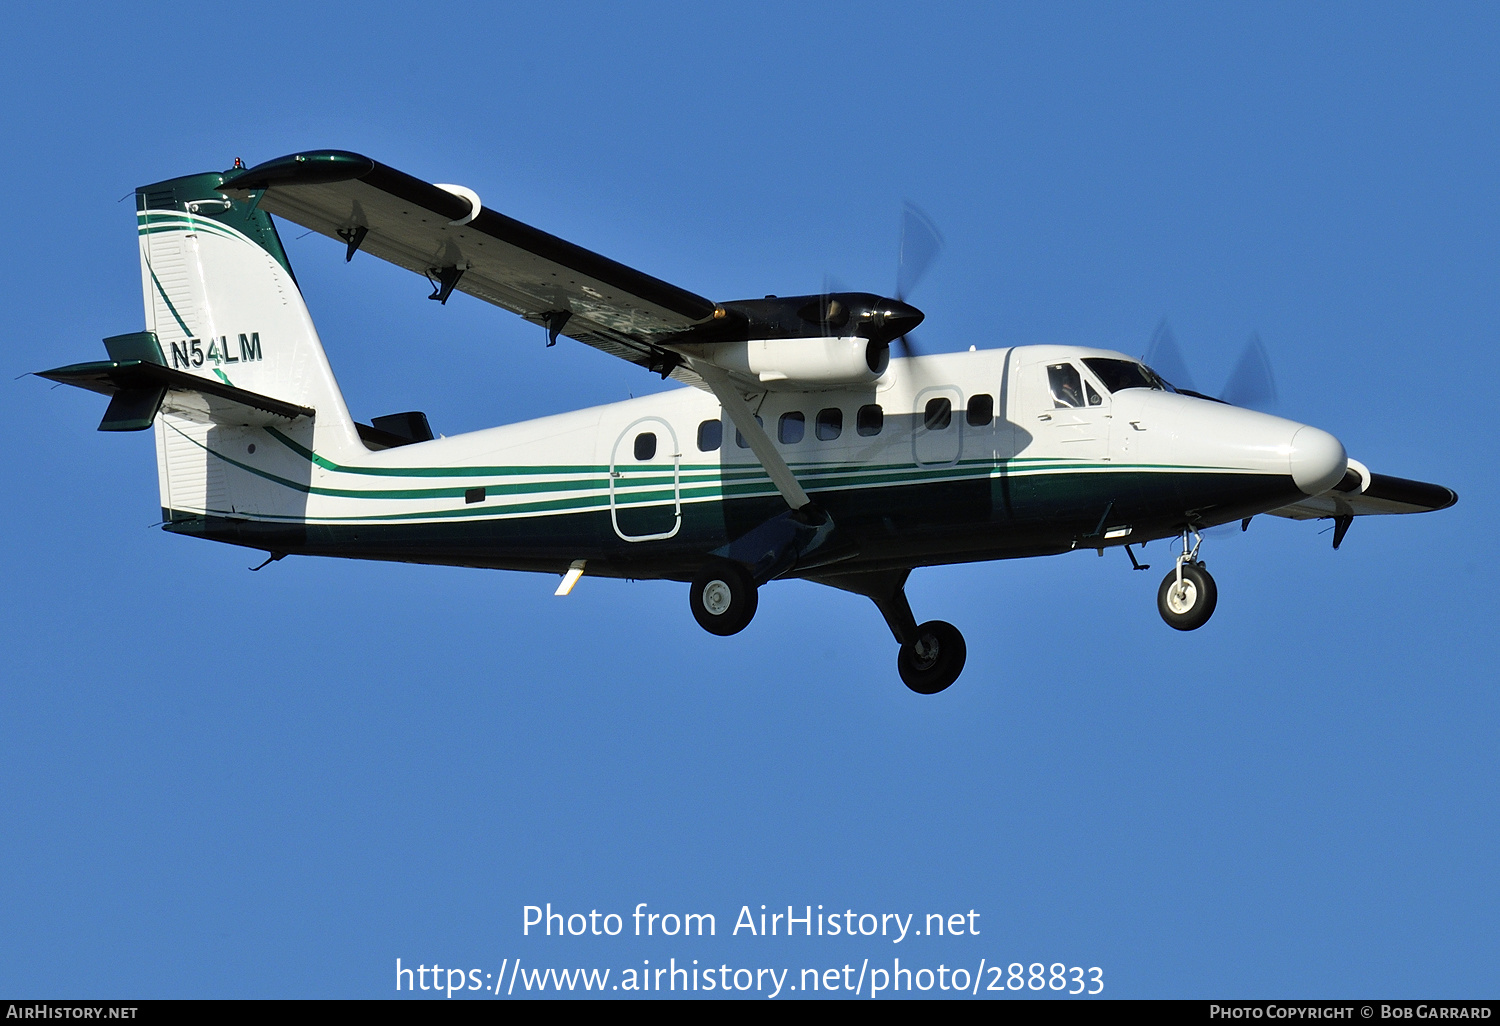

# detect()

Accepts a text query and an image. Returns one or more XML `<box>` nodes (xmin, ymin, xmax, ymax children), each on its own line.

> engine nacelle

<box><xmin>681</xmin><ymin>336</ymin><xmax>889</xmax><ymax>390</ymax></box>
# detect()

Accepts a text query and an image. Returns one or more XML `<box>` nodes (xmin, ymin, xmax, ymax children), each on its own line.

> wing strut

<box><xmin>690</xmin><ymin>360</ymin><xmax>810</xmax><ymax>510</ymax></box>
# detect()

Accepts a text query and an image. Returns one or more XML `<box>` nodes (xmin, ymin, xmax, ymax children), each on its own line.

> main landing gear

<box><xmin>687</xmin><ymin>563</ymin><xmax>967</xmax><ymax>694</ymax></box>
<box><xmin>688</xmin><ymin>504</ymin><xmax>834</xmax><ymax>637</ymax></box>
<box><xmin>833</xmin><ymin>568</ymin><xmax>967</xmax><ymax>694</ymax></box>
<box><xmin>689</xmin><ymin>559</ymin><xmax>758</xmax><ymax>636</ymax></box>
<box><xmin>1156</xmin><ymin>530</ymin><xmax>1217</xmax><ymax>631</ymax></box>
<box><xmin>896</xmin><ymin>619</ymin><xmax>967</xmax><ymax>695</ymax></box>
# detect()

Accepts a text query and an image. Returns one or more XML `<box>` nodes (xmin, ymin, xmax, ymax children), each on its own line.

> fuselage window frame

<box><xmin>697</xmin><ymin>419</ymin><xmax>722</xmax><ymax>452</ymax></box>
<box><xmin>856</xmin><ymin>404</ymin><xmax>884</xmax><ymax>437</ymax></box>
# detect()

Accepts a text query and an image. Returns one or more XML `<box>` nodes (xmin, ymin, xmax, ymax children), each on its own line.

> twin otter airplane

<box><xmin>42</xmin><ymin>151</ymin><xmax>1456</xmax><ymax>693</ymax></box>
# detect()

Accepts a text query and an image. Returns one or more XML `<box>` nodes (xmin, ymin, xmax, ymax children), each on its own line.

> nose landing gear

<box><xmin>1157</xmin><ymin>529</ymin><xmax>1217</xmax><ymax>631</ymax></box>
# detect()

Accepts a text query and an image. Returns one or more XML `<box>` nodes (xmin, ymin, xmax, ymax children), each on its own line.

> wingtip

<box><xmin>1364</xmin><ymin>473</ymin><xmax>1458</xmax><ymax>512</ymax></box>
<box><xmin>220</xmin><ymin>150</ymin><xmax>377</xmax><ymax>192</ymax></box>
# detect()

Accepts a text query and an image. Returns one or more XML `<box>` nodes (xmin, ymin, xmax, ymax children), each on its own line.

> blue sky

<box><xmin>1</xmin><ymin>1</ymin><xmax>1495</xmax><ymax>999</ymax></box>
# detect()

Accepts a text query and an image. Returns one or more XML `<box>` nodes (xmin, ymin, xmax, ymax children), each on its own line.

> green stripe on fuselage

<box><xmin>175</xmin><ymin>420</ymin><xmax>1284</xmax><ymax>528</ymax></box>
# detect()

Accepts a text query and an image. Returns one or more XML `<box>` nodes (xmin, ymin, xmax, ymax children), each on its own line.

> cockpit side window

<box><xmin>1083</xmin><ymin>358</ymin><xmax>1166</xmax><ymax>394</ymax></box>
<box><xmin>1086</xmin><ymin>381</ymin><xmax>1103</xmax><ymax>406</ymax></box>
<box><xmin>1048</xmin><ymin>363</ymin><xmax>1085</xmax><ymax>408</ymax></box>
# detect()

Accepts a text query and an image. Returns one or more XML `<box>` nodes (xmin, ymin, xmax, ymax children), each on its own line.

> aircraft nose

<box><xmin>1289</xmin><ymin>426</ymin><xmax>1348</xmax><ymax>495</ymax></box>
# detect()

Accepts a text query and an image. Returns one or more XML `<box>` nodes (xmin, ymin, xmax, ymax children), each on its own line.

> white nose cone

<box><xmin>1289</xmin><ymin>426</ymin><xmax>1348</xmax><ymax>495</ymax></box>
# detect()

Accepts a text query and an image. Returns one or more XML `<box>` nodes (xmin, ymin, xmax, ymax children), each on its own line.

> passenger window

<box><xmin>634</xmin><ymin>432</ymin><xmax>657</xmax><ymax>461</ymax></box>
<box><xmin>816</xmin><ymin>407</ymin><xmax>842</xmax><ymax>440</ymax></box>
<box><xmin>1048</xmin><ymin>364</ymin><xmax>1084</xmax><ymax>408</ymax></box>
<box><xmin>966</xmin><ymin>393</ymin><xmax>993</xmax><ymax>426</ymax></box>
<box><xmin>697</xmin><ymin>419</ymin><xmax>721</xmax><ymax>452</ymax></box>
<box><xmin>856</xmin><ymin>404</ymin><xmax>884</xmax><ymax>436</ymax></box>
<box><xmin>778</xmin><ymin>411</ymin><xmax>805</xmax><ymax>444</ymax></box>
<box><xmin>735</xmin><ymin>416</ymin><xmax>764</xmax><ymax>448</ymax></box>
<box><xmin>1086</xmin><ymin>381</ymin><xmax>1103</xmax><ymax>407</ymax></box>
<box><xmin>924</xmin><ymin>398</ymin><xmax>952</xmax><ymax>430</ymax></box>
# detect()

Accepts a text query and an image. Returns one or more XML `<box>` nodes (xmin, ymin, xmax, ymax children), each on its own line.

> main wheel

<box><xmin>1157</xmin><ymin>562</ymin><xmax>1217</xmax><ymax>631</ymax></box>
<box><xmin>898</xmin><ymin>620</ymin><xmax>967</xmax><ymax>694</ymax></box>
<box><xmin>689</xmin><ymin>561</ymin><xmax>758</xmax><ymax>636</ymax></box>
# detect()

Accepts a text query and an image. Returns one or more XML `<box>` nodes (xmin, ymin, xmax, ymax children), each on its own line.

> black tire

<box><xmin>689</xmin><ymin>561</ymin><xmax>758</xmax><ymax>636</ymax></box>
<box><xmin>897</xmin><ymin>620</ymin><xmax>967</xmax><ymax>694</ymax></box>
<box><xmin>1157</xmin><ymin>562</ymin><xmax>1218</xmax><ymax>631</ymax></box>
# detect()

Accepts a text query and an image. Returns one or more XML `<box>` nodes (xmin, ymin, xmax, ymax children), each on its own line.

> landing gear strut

<box><xmin>812</xmin><ymin>568</ymin><xmax>967</xmax><ymax>694</ymax></box>
<box><xmin>1157</xmin><ymin>529</ymin><xmax>1217</xmax><ymax>631</ymax></box>
<box><xmin>687</xmin><ymin>505</ymin><xmax>834</xmax><ymax>637</ymax></box>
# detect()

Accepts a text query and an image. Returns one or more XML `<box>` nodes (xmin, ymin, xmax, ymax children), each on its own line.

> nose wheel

<box><xmin>689</xmin><ymin>560</ymin><xmax>758</xmax><ymax>636</ymax></box>
<box><xmin>1156</xmin><ymin>531</ymin><xmax>1217</xmax><ymax>630</ymax></box>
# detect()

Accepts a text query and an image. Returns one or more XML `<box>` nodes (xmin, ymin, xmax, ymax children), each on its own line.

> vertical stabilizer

<box><xmin>135</xmin><ymin>167</ymin><xmax>362</xmax><ymax>519</ymax></box>
<box><xmin>136</xmin><ymin>170</ymin><xmax>357</xmax><ymax>439</ymax></box>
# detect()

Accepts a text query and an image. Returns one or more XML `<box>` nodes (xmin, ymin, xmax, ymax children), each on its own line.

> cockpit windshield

<box><xmin>1083</xmin><ymin>358</ymin><xmax>1173</xmax><ymax>394</ymax></box>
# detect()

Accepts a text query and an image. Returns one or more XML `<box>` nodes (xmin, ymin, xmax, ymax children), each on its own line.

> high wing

<box><xmin>218</xmin><ymin>150</ymin><xmax>721</xmax><ymax>381</ymax></box>
<box><xmin>218</xmin><ymin>150</ymin><xmax>922</xmax><ymax>514</ymax></box>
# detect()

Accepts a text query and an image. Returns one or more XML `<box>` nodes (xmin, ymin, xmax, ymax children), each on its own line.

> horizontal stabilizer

<box><xmin>38</xmin><ymin>331</ymin><xmax>314</xmax><ymax>431</ymax></box>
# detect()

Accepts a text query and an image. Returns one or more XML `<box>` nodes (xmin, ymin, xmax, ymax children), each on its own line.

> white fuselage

<box><xmin>162</xmin><ymin>343</ymin><xmax>1346</xmax><ymax>580</ymax></box>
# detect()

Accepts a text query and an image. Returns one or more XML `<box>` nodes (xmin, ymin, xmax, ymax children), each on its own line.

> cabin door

<box><xmin>610</xmin><ymin>417</ymin><xmax>682</xmax><ymax>542</ymax></box>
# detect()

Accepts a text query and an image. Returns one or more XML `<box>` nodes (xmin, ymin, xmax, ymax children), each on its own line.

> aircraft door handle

<box><xmin>1129</xmin><ymin>421</ymin><xmax>1146</xmax><ymax>431</ymax></box>
<box><xmin>1037</xmin><ymin>414</ymin><xmax>1052</xmax><ymax>421</ymax></box>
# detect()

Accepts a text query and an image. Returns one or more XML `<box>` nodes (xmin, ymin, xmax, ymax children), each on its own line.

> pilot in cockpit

<box><xmin>1048</xmin><ymin>363</ymin><xmax>1084</xmax><ymax>408</ymax></box>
